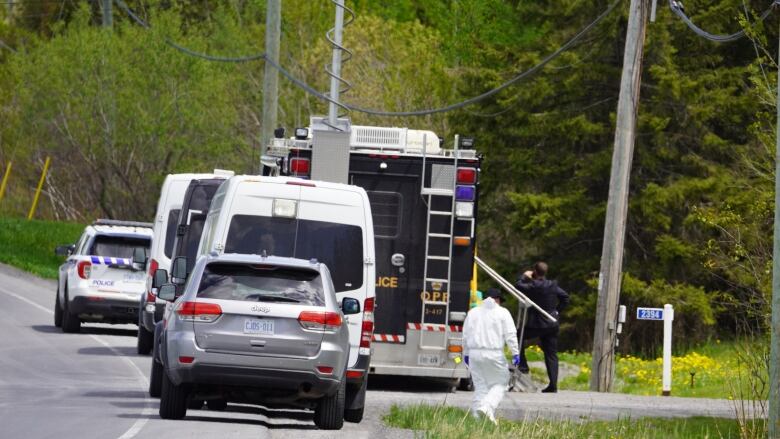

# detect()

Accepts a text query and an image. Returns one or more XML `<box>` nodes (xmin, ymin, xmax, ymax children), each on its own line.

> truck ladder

<box><xmin>418</xmin><ymin>136</ymin><xmax>460</xmax><ymax>350</ymax></box>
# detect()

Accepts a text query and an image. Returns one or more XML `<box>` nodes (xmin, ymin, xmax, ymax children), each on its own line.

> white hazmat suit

<box><xmin>462</xmin><ymin>297</ymin><xmax>519</xmax><ymax>422</ymax></box>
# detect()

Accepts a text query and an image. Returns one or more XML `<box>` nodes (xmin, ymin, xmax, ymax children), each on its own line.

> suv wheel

<box><xmin>61</xmin><ymin>291</ymin><xmax>81</xmax><ymax>333</ymax></box>
<box><xmin>159</xmin><ymin>370</ymin><xmax>188</xmax><ymax>420</ymax></box>
<box><xmin>149</xmin><ymin>358</ymin><xmax>163</xmax><ymax>398</ymax></box>
<box><xmin>137</xmin><ymin>324</ymin><xmax>153</xmax><ymax>355</ymax></box>
<box><xmin>314</xmin><ymin>373</ymin><xmax>345</xmax><ymax>430</ymax></box>
<box><xmin>53</xmin><ymin>291</ymin><xmax>63</xmax><ymax>328</ymax></box>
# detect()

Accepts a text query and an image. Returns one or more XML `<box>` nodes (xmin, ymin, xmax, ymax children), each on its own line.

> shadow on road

<box><xmin>77</xmin><ymin>346</ymin><xmax>138</xmax><ymax>357</ymax></box>
<box><xmin>83</xmin><ymin>390</ymin><xmax>149</xmax><ymax>399</ymax></box>
<box><xmin>368</xmin><ymin>375</ymin><xmax>455</xmax><ymax>393</ymax></box>
<box><xmin>30</xmin><ymin>324</ymin><xmax>137</xmax><ymax>338</ymax></box>
<box><xmin>117</xmin><ymin>410</ymin><xmax>318</xmax><ymax>430</ymax></box>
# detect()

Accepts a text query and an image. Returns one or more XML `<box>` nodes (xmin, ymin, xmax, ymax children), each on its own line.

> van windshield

<box><xmin>197</xmin><ymin>263</ymin><xmax>325</xmax><ymax>306</ymax></box>
<box><xmin>224</xmin><ymin>215</ymin><xmax>363</xmax><ymax>293</ymax></box>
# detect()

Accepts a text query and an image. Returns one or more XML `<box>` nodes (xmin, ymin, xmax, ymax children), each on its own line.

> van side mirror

<box><xmin>132</xmin><ymin>247</ymin><xmax>147</xmax><ymax>271</ymax></box>
<box><xmin>152</xmin><ymin>269</ymin><xmax>168</xmax><ymax>289</ymax></box>
<box><xmin>341</xmin><ymin>297</ymin><xmax>361</xmax><ymax>315</ymax></box>
<box><xmin>171</xmin><ymin>257</ymin><xmax>187</xmax><ymax>285</ymax></box>
<box><xmin>55</xmin><ymin>244</ymin><xmax>75</xmax><ymax>257</ymax></box>
<box><xmin>158</xmin><ymin>284</ymin><xmax>176</xmax><ymax>302</ymax></box>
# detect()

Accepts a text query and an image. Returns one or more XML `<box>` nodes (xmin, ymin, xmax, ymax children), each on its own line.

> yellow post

<box><xmin>0</xmin><ymin>161</ymin><xmax>11</xmax><ymax>206</ymax></box>
<box><xmin>27</xmin><ymin>156</ymin><xmax>51</xmax><ymax>220</ymax></box>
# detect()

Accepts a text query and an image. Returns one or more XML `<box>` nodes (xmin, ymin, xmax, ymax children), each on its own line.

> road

<box><xmin>0</xmin><ymin>264</ymin><xmax>748</xmax><ymax>438</ymax></box>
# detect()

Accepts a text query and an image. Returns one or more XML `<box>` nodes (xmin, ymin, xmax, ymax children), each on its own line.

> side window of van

<box><xmin>164</xmin><ymin>209</ymin><xmax>180</xmax><ymax>258</ymax></box>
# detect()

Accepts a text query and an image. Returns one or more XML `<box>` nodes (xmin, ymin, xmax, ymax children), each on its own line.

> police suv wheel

<box><xmin>53</xmin><ymin>291</ymin><xmax>63</xmax><ymax>328</ymax></box>
<box><xmin>137</xmin><ymin>324</ymin><xmax>153</xmax><ymax>355</ymax></box>
<box><xmin>314</xmin><ymin>374</ymin><xmax>346</xmax><ymax>430</ymax></box>
<box><xmin>149</xmin><ymin>358</ymin><xmax>163</xmax><ymax>398</ymax></box>
<box><xmin>159</xmin><ymin>370</ymin><xmax>188</xmax><ymax>419</ymax></box>
<box><xmin>61</xmin><ymin>291</ymin><xmax>80</xmax><ymax>334</ymax></box>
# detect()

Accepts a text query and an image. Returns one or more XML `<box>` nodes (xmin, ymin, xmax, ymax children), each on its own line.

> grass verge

<box><xmin>384</xmin><ymin>404</ymin><xmax>748</xmax><ymax>439</ymax></box>
<box><xmin>0</xmin><ymin>217</ymin><xmax>83</xmax><ymax>279</ymax></box>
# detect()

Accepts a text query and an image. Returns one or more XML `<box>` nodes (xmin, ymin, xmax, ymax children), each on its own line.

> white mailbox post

<box><xmin>636</xmin><ymin>304</ymin><xmax>674</xmax><ymax>396</ymax></box>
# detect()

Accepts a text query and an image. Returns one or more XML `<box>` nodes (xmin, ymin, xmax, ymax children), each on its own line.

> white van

<box><xmin>137</xmin><ymin>170</ymin><xmax>234</xmax><ymax>354</ymax></box>
<box><xmin>194</xmin><ymin>175</ymin><xmax>375</xmax><ymax>422</ymax></box>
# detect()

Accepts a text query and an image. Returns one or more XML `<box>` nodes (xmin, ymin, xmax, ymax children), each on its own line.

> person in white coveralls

<box><xmin>462</xmin><ymin>287</ymin><xmax>520</xmax><ymax>424</ymax></box>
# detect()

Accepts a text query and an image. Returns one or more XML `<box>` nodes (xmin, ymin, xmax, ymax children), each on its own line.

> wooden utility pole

<box><xmin>260</xmin><ymin>0</ymin><xmax>281</xmax><ymax>165</ymax></box>
<box><xmin>590</xmin><ymin>0</ymin><xmax>649</xmax><ymax>392</ymax></box>
<box><xmin>769</xmin><ymin>20</ymin><xmax>780</xmax><ymax>438</ymax></box>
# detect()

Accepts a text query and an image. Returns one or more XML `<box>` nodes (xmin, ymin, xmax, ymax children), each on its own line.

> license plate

<box><xmin>244</xmin><ymin>319</ymin><xmax>274</xmax><ymax>335</ymax></box>
<box><xmin>418</xmin><ymin>353</ymin><xmax>441</xmax><ymax>367</ymax></box>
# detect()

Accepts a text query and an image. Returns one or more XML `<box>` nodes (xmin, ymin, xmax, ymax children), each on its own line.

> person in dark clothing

<box><xmin>515</xmin><ymin>261</ymin><xmax>570</xmax><ymax>393</ymax></box>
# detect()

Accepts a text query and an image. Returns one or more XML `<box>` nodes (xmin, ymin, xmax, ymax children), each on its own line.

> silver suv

<box><xmin>153</xmin><ymin>253</ymin><xmax>356</xmax><ymax>430</ymax></box>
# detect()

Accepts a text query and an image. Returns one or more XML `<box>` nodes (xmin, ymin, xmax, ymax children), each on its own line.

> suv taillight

<box><xmin>175</xmin><ymin>301</ymin><xmax>222</xmax><ymax>323</ymax></box>
<box><xmin>298</xmin><ymin>311</ymin><xmax>342</xmax><ymax>332</ymax></box>
<box><xmin>360</xmin><ymin>297</ymin><xmax>374</xmax><ymax>349</ymax></box>
<box><xmin>77</xmin><ymin>260</ymin><xmax>92</xmax><ymax>279</ymax></box>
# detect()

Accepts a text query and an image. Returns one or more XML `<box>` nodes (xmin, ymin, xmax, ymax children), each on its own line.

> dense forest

<box><xmin>0</xmin><ymin>0</ymin><xmax>777</xmax><ymax>353</ymax></box>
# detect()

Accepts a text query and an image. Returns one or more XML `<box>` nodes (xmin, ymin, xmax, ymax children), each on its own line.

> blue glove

<box><xmin>464</xmin><ymin>355</ymin><xmax>469</xmax><ymax>366</ymax></box>
<box><xmin>512</xmin><ymin>354</ymin><xmax>520</xmax><ymax>366</ymax></box>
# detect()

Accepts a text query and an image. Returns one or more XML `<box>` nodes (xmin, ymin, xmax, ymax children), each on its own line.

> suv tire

<box><xmin>149</xmin><ymin>358</ymin><xmax>163</xmax><ymax>398</ymax></box>
<box><xmin>314</xmin><ymin>374</ymin><xmax>345</xmax><ymax>430</ymax></box>
<box><xmin>61</xmin><ymin>291</ymin><xmax>81</xmax><ymax>334</ymax></box>
<box><xmin>159</xmin><ymin>370</ymin><xmax>188</xmax><ymax>420</ymax></box>
<box><xmin>137</xmin><ymin>324</ymin><xmax>153</xmax><ymax>355</ymax></box>
<box><xmin>53</xmin><ymin>291</ymin><xmax>63</xmax><ymax>328</ymax></box>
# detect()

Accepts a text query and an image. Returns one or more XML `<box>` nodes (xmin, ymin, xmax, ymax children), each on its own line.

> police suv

<box><xmin>54</xmin><ymin>219</ymin><xmax>152</xmax><ymax>333</ymax></box>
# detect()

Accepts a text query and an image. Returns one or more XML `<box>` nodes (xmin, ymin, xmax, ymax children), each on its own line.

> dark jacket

<box><xmin>515</xmin><ymin>276</ymin><xmax>570</xmax><ymax>329</ymax></box>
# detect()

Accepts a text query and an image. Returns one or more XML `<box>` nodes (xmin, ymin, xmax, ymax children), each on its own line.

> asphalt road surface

<box><xmin>0</xmin><ymin>264</ymin><xmax>747</xmax><ymax>439</ymax></box>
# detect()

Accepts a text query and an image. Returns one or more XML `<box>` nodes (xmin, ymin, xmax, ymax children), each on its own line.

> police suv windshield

<box><xmin>197</xmin><ymin>263</ymin><xmax>325</xmax><ymax>306</ymax></box>
<box><xmin>224</xmin><ymin>215</ymin><xmax>363</xmax><ymax>293</ymax></box>
<box><xmin>90</xmin><ymin>236</ymin><xmax>151</xmax><ymax>258</ymax></box>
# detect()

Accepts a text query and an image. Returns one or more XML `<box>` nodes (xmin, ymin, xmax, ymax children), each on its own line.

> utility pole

<box><xmin>260</xmin><ymin>0</ymin><xmax>281</xmax><ymax>165</ymax></box>
<box><xmin>327</xmin><ymin>0</ymin><xmax>346</xmax><ymax>126</ymax></box>
<box><xmin>102</xmin><ymin>0</ymin><xmax>112</xmax><ymax>28</ymax></box>
<box><xmin>590</xmin><ymin>0</ymin><xmax>649</xmax><ymax>392</ymax></box>
<box><xmin>768</xmin><ymin>19</ymin><xmax>780</xmax><ymax>439</ymax></box>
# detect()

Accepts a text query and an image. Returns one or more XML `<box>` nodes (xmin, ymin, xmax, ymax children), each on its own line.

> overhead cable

<box><xmin>114</xmin><ymin>0</ymin><xmax>265</xmax><ymax>62</ymax></box>
<box><xmin>669</xmin><ymin>0</ymin><xmax>779</xmax><ymax>43</ymax></box>
<box><xmin>341</xmin><ymin>0</ymin><xmax>623</xmax><ymax>117</ymax></box>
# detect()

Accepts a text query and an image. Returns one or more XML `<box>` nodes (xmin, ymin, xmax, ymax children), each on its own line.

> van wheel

<box><xmin>61</xmin><ymin>292</ymin><xmax>80</xmax><ymax>333</ymax></box>
<box><xmin>314</xmin><ymin>374</ymin><xmax>345</xmax><ymax>430</ymax></box>
<box><xmin>458</xmin><ymin>377</ymin><xmax>474</xmax><ymax>392</ymax></box>
<box><xmin>207</xmin><ymin>398</ymin><xmax>227</xmax><ymax>411</ymax></box>
<box><xmin>159</xmin><ymin>370</ymin><xmax>188</xmax><ymax>420</ymax></box>
<box><xmin>149</xmin><ymin>358</ymin><xmax>163</xmax><ymax>398</ymax></box>
<box><xmin>137</xmin><ymin>324</ymin><xmax>153</xmax><ymax>355</ymax></box>
<box><xmin>53</xmin><ymin>291</ymin><xmax>63</xmax><ymax>328</ymax></box>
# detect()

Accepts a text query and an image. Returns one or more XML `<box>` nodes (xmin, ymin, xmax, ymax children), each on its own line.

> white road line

<box><xmin>0</xmin><ymin>287</ymin><xmax>153</xmax><ymax>439</ymax></box>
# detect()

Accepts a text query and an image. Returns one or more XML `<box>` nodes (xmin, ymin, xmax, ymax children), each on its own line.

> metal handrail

<box><xmin>474</xmin><ymin>256</ymin><xmax>557</xmax><ymax>324</ymax></box>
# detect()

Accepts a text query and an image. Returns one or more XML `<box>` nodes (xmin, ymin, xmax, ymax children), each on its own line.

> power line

<box><xmin>114</xmin><ymin>0</ymin><xmax>265</xmax><ymax>63</ymax></box>
<box><xmin>343</xmin><ymin>0</ymin><xmax>623</xmax><ymax>117</ymax></box>
<box><xmin>669</xmin><ymin>0</ymin><xmax>779</xmax><ymax>43</ymax></box>
<box><xmin>113</xmin><ymin>0</ymin><xmax>622</xmax><ymax>117</ymax></box>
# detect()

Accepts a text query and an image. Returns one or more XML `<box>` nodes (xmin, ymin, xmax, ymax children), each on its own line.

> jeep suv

<box><xmin>153</xmin><ymin>254</ymin><xmax>358</xmax><ymax>430</ymax></box>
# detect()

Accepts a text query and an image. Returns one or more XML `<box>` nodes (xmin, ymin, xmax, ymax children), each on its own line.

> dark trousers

<box><xmin>518</xmin><ymin>326</ymin><xmax>559</xmax><ymax>389</ymax></box>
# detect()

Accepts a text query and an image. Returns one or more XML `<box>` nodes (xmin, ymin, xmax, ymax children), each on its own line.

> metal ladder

<box><xmin>418</xmin><ymin>136</ymin><xmax>459</xmax><ymax>350</ymax></box>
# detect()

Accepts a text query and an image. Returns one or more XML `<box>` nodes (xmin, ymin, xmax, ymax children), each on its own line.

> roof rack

<box><xmin>92</xmin><ymin>219</ymin><xmax>153</xmax><ymax>229</ymax></box>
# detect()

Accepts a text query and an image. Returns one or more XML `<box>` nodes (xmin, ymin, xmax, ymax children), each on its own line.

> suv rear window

<box><xmin>197</xmin><ymin>263</ymin><xmax>325</xmax><ymax>306</ymax></box>
<box><xmin>224</xmin><ymin>215</ymin><xmax>363</xmax><ymax>293</ymax></box>
<box><xmin>90</xmin><ymin>236</ymin><xmax>151</xmax><ymax>258</ymax></box>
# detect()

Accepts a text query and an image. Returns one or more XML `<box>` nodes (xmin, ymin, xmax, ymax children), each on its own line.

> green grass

<box><xmin>0</xmin><ymin>217</ymin><xmax>84</xmax><ymax>279</ymax></box>
<box><xmin>522</xmin><ymin>341</ymin><xmax>766</xmax><ymax>399</ymax></box>
<box><xmin>384</xmin><ymin>404</ymin><xmax>752</xmax><ymax>439</ymax></box>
